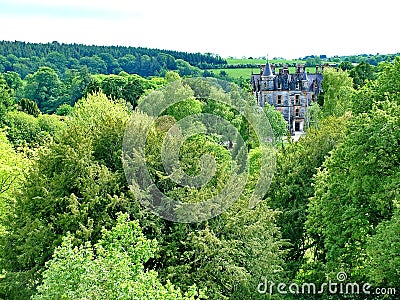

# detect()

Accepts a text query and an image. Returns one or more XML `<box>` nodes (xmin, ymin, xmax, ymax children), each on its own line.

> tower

<box><xmin>261</xmin><ymin>58</ymin><xmax>275</xmax><ymax>90</ymax></box>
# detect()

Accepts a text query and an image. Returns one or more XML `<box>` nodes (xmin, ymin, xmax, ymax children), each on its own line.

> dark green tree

<box><xmin>0</xmin><ymin>74</ymin><xmax>15</xmax><ymax>125</ymax></box>
<box><xmin>23</xmin><ymin>66</ymin><xmax>63</xmax><ymax>113</ymax></box>
<box><xmin>349</xmin><ymin>61</ymin><xmax>377</xmax><ymax>89</ymax></box>
<box><xmin>18</xmin><ymin>98</ymin><xmax>40</xmax><ymax>117</ymax></box>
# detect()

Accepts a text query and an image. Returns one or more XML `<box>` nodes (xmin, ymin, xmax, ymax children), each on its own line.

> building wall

<box><xmin>251</xmin><ymin>64</ymin><xmax>323</xmax><ymax>133</ymax></box>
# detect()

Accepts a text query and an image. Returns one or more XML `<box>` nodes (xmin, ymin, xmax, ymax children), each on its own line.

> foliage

<box><xmin>320</xmin><ymin>67</ymin><xmax>354</xmax><ymax>117</ymax></box>
<box><xmin>307</xmin><ymin>102</ymin><xmax>400</xmax><ymax>282</ymax></box>
<box><xmin>19</xmin><ymin>98</ymin><xmax>40</xmax><ymax>117</ymax></box>
<box><xmin>349</xmin><ymin>61</ymin><xmax>377</xmax><ymax>89</ymax></box>
<box><xmin>304</xmin><ymin>102</ymin><xmax>323</xmax><ymax>128</ymax></box>
<box><xmin>0</xmin><ymin>74</ymin><xmax>15</xmax><ymax>125</ymax></box>
<box><xmin>266</xmin><ymin>115</ymin><xmax>349</xmax><ymax>279</ymax></box>
<box><xmin>0</xmin><ymin>130</ymin><xmax>26</xmax><ymax>235</ymax></box>
<box><xmin>4</xmin><ymin>111</ymin><xmax>65</xmax><ymax>147</ymax></box>
<box><xmin>23</xmin><ymin>66</ymin><xmax>63</xmax><ymax>113</ymax></box>
<box><xmin>0</xmin><ymin>40</ymin><xmax>225</xmax><ymax>79</ymax></box>
<box><xmin>338</xmin><ymin>61</ymin><xmax>354</xmax><ymax>71</ymax></box>
<box><xmin>99</xmin><ymin>74</ymin><xmax>147</xmax><ymax>107</ymax></box>
<box><xmin>0</xmin><ymin>93</ymin><xmax>130</xmax><ymax>298</ymax></box>
<box><xmin>125</xmin><ymin>79</ymin><xmax>285</xmax><ymax>299</ymax></box>
<box><xmin>262</xmin><ymin>104</ymin><xmax>288</xmax><ymax>139</ymax></box>
<box><xmin>55</xmin><ymin>103</ymin><xmax>73</xmax><ymax>116</ymax></box>
<box><xmin>33</xmin><ymin>213</ymin><xmax>204</xmax><ymax>300</ymax></box>
<box><xmin>365</xmin><ymin>209</ymin><xmax>400</xmax><ymax>287</ymax></box>
<box><xmin>5</xmin><ymin>53</ymin><xmax>400</xmax><ymax>300</ymax></box>
<box><xmin>352</xmin><ymin>56</ymin><xmax>400</xmax><ymax>115</ymax></box>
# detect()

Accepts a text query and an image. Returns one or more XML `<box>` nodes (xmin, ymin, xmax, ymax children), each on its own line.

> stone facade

<box><xmin>251</xmin><ymin>61</ymin><xmax>323</xmax><ymax>133</ymax></box>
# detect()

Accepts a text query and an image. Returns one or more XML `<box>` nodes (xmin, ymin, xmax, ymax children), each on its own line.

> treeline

<box><xmin>0</xmin><ymin>66</ymin><xmax>248</xmax><ymax>115</ymax></box>
<box><xmin>302</xmin><ymin>52</ymin><xmax>400</xmax><ymax>66</ymax></box>
<box><xmin>0</xmin><ymin>40</ymin><xmax>226</xmax><ymax>78</ymax></box>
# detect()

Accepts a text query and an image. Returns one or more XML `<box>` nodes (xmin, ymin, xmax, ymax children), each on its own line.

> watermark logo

<box><xmin>257</xmin><ymin>272</ymin><xmax>396</xmax><ymax>296</ymax></box>
<box><xmin>122</xmin><ymin>77</ymin><xmax>276</xmax><ymax>223</ymax></box>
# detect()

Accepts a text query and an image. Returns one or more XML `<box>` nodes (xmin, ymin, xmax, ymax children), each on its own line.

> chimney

<box><xmin>283</xmin><ymin>64</ymin><xmax>289</xmax><ymax>75</ymax></box>
<box><xmin>271</xmin><ymin>64</ymin><xmax>276</xmax><ymax>75</ymax></box>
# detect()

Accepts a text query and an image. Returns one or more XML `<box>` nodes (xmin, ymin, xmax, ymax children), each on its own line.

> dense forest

<box><xmin>0</xmin><ymin>40</ymin><xmax>399</xmax><ymax>299</ymax></box>
<box><xmin>0</xmin><ymin>40</ymin><xmax>226</xmax><ymax>78</ymax></box>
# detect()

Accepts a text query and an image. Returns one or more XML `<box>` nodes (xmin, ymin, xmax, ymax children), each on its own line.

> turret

<box><xmin>261</xmin><ymin>58</ymin><xmax>275</xmax><ymax>90</ymax></box>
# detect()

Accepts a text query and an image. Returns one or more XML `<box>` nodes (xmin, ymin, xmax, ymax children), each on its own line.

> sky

<box><xmin>0</xmin><ymin>0</ymin><xmax>398</xmax><ymax>59</ymax></box>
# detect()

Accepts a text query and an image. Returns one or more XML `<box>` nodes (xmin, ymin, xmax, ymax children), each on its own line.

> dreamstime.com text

<box><xmin>257</xmin><ymin>272</ymin><xmax>396</xmax><ymax>296</ymax></box>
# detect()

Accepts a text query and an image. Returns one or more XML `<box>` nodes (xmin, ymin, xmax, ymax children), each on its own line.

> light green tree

<box><xmin>0</xmin><ymin>130</ymin><xmax>26</xmax><ymax>235</ymax></box>
<box><xmin>263</xmin><ymin>104</ymin><xmax>288</xmax><ymax>139</ymax></box>
<box><xmin>33</xmin><ymin>213</ymin><xmax>204</xmax><ymax>300</ymax></box>
<box><xmin>320</xmin><ymin>67</ymin><xmax>354</xmax><ymax>117</ymax></box>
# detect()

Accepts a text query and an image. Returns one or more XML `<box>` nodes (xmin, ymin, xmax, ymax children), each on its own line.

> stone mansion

<box><xmin>250</xmin><ymin>60</ymin><xmax>324</xmax><ymax>133</ymax></box>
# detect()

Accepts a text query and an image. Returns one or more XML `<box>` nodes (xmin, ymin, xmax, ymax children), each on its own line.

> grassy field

<box><xmin>226</xmin><ymin>58</ymin><xmax>306</xmax><ymax>65</ymax></box>
<box><xmin>209</xmin><ymin>67</ymin><xmax>318</xmax><ymax>79</ymax></box>
<box><xmin>215</xmin><ymin>58</ymin><xmax>317</xmax><ymax>79</ymax></box>
<box><xmin>209</xmin><ymin>68</ymin><xmax>259</xmax><ymax>78</ymax></box>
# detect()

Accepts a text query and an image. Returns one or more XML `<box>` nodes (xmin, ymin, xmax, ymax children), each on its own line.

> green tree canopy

<box><xmin>307</xmin><ymin>102</ymin><xmax>400</xmax><ymax>281</ymax></box>
<box><xmin>349</xmin><ymin>61</ymin><xmax>377</xmax><ymax>89</ymax></box>
<box><xmin>33</xmin><ymin>213</ymin><xmax>203</xmax><ymax>300</ymax></box>
<box><xmin>23</xmin><ymin>66</ymin><xmax>63</xmax><ymax>113</ymax></box>
<box><xmin>320</xmin><ymin>67</ymin><xmax>354</xmax><ymax>117</ymax></box>
<box><xmin>267</xmin><ymin>115</ymin><xmax>349</xmax><ymax>279</ymax></box>
<box><xmin>0</xmin><ymin>74</ymin><xmax>15</xmax><ymax>124</ymax></box>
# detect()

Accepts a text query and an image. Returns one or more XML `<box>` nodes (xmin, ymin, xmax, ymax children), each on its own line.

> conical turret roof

<box><xmin>262</xmin><ymin>59</ymin><xmax>273</xmax><ymax>77</ymax></box>
<box><xmin>302</xmin><ymin>69</ymin><xmax>308</xmax><ymax>81</ymax></box>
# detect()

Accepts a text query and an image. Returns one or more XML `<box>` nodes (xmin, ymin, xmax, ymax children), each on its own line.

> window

<box><xmin>295</xmin><ymin>94</ymin><xmax>300</xmax><ymax>104</ymax></box>
<box><xmin>296</xmin><ymin>82</ymin><xmax>300</xmax><ymax>90</ymax></box>
<box><xmin>277</xmin><ymin>95</ymin><xmax>282</xmax><ymax>105</ymax></box>
<box><xmin>278</xmin><ymin>82</ymin><xmax>282</xmax><ymax>90</ymax></box>
<box><xmin>295</xmin><ymin>108</ymin><xmax>300</xmax><ymax>117</ymax></box>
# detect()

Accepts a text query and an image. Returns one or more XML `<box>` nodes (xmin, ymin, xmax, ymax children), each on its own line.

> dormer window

<box><xmin>295</xmin><ymin>95</ymin><xmax>300</xmax><ymax>104</ymax></box>
<box><xmin>295</xmin><ymin>108</ymin><xmax>300</xmax><ymax>117</ymax></box>
<box><xmin>277</xmin><ymin>95</ymin><xmax>282</xmax><ymax>105</ymax></box>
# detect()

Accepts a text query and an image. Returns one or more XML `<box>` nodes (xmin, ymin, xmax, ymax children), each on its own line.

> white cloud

<box><xmin>0</xmin><ymin>0</ymin><xmax>398</xmax><ymax>58</ymax></box>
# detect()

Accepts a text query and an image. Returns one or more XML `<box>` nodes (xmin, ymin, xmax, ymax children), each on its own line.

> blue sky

<box><xmin>0</xmin><ymin>0</ymin><xmax>398</xmax><ymax>59</ymax></box>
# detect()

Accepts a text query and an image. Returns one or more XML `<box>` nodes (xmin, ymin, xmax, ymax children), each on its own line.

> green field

<box><xmin>214</xmin><ymin>58</ymin><xmax>318</xmax><ymax>79</ymax></box>
<box><xmin>210</xmin><ymin>67</ymin><xmax>318</xmax><ymax>79</ymax></box>
<box><xmin>209</xmin><ymin>68</ymin><xmax>259</xmax><ymax>78</ymax></box>
<box><xmin>226</xmin><ymin>58</ymin><xmax>306</xmax><ymax>65</ymax></box>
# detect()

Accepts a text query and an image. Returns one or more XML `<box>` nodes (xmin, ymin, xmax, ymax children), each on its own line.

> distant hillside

<box><xmin>0</xmin><ymin>40</ymin><xmax>226</xmax><ymax>78</ymax></box>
